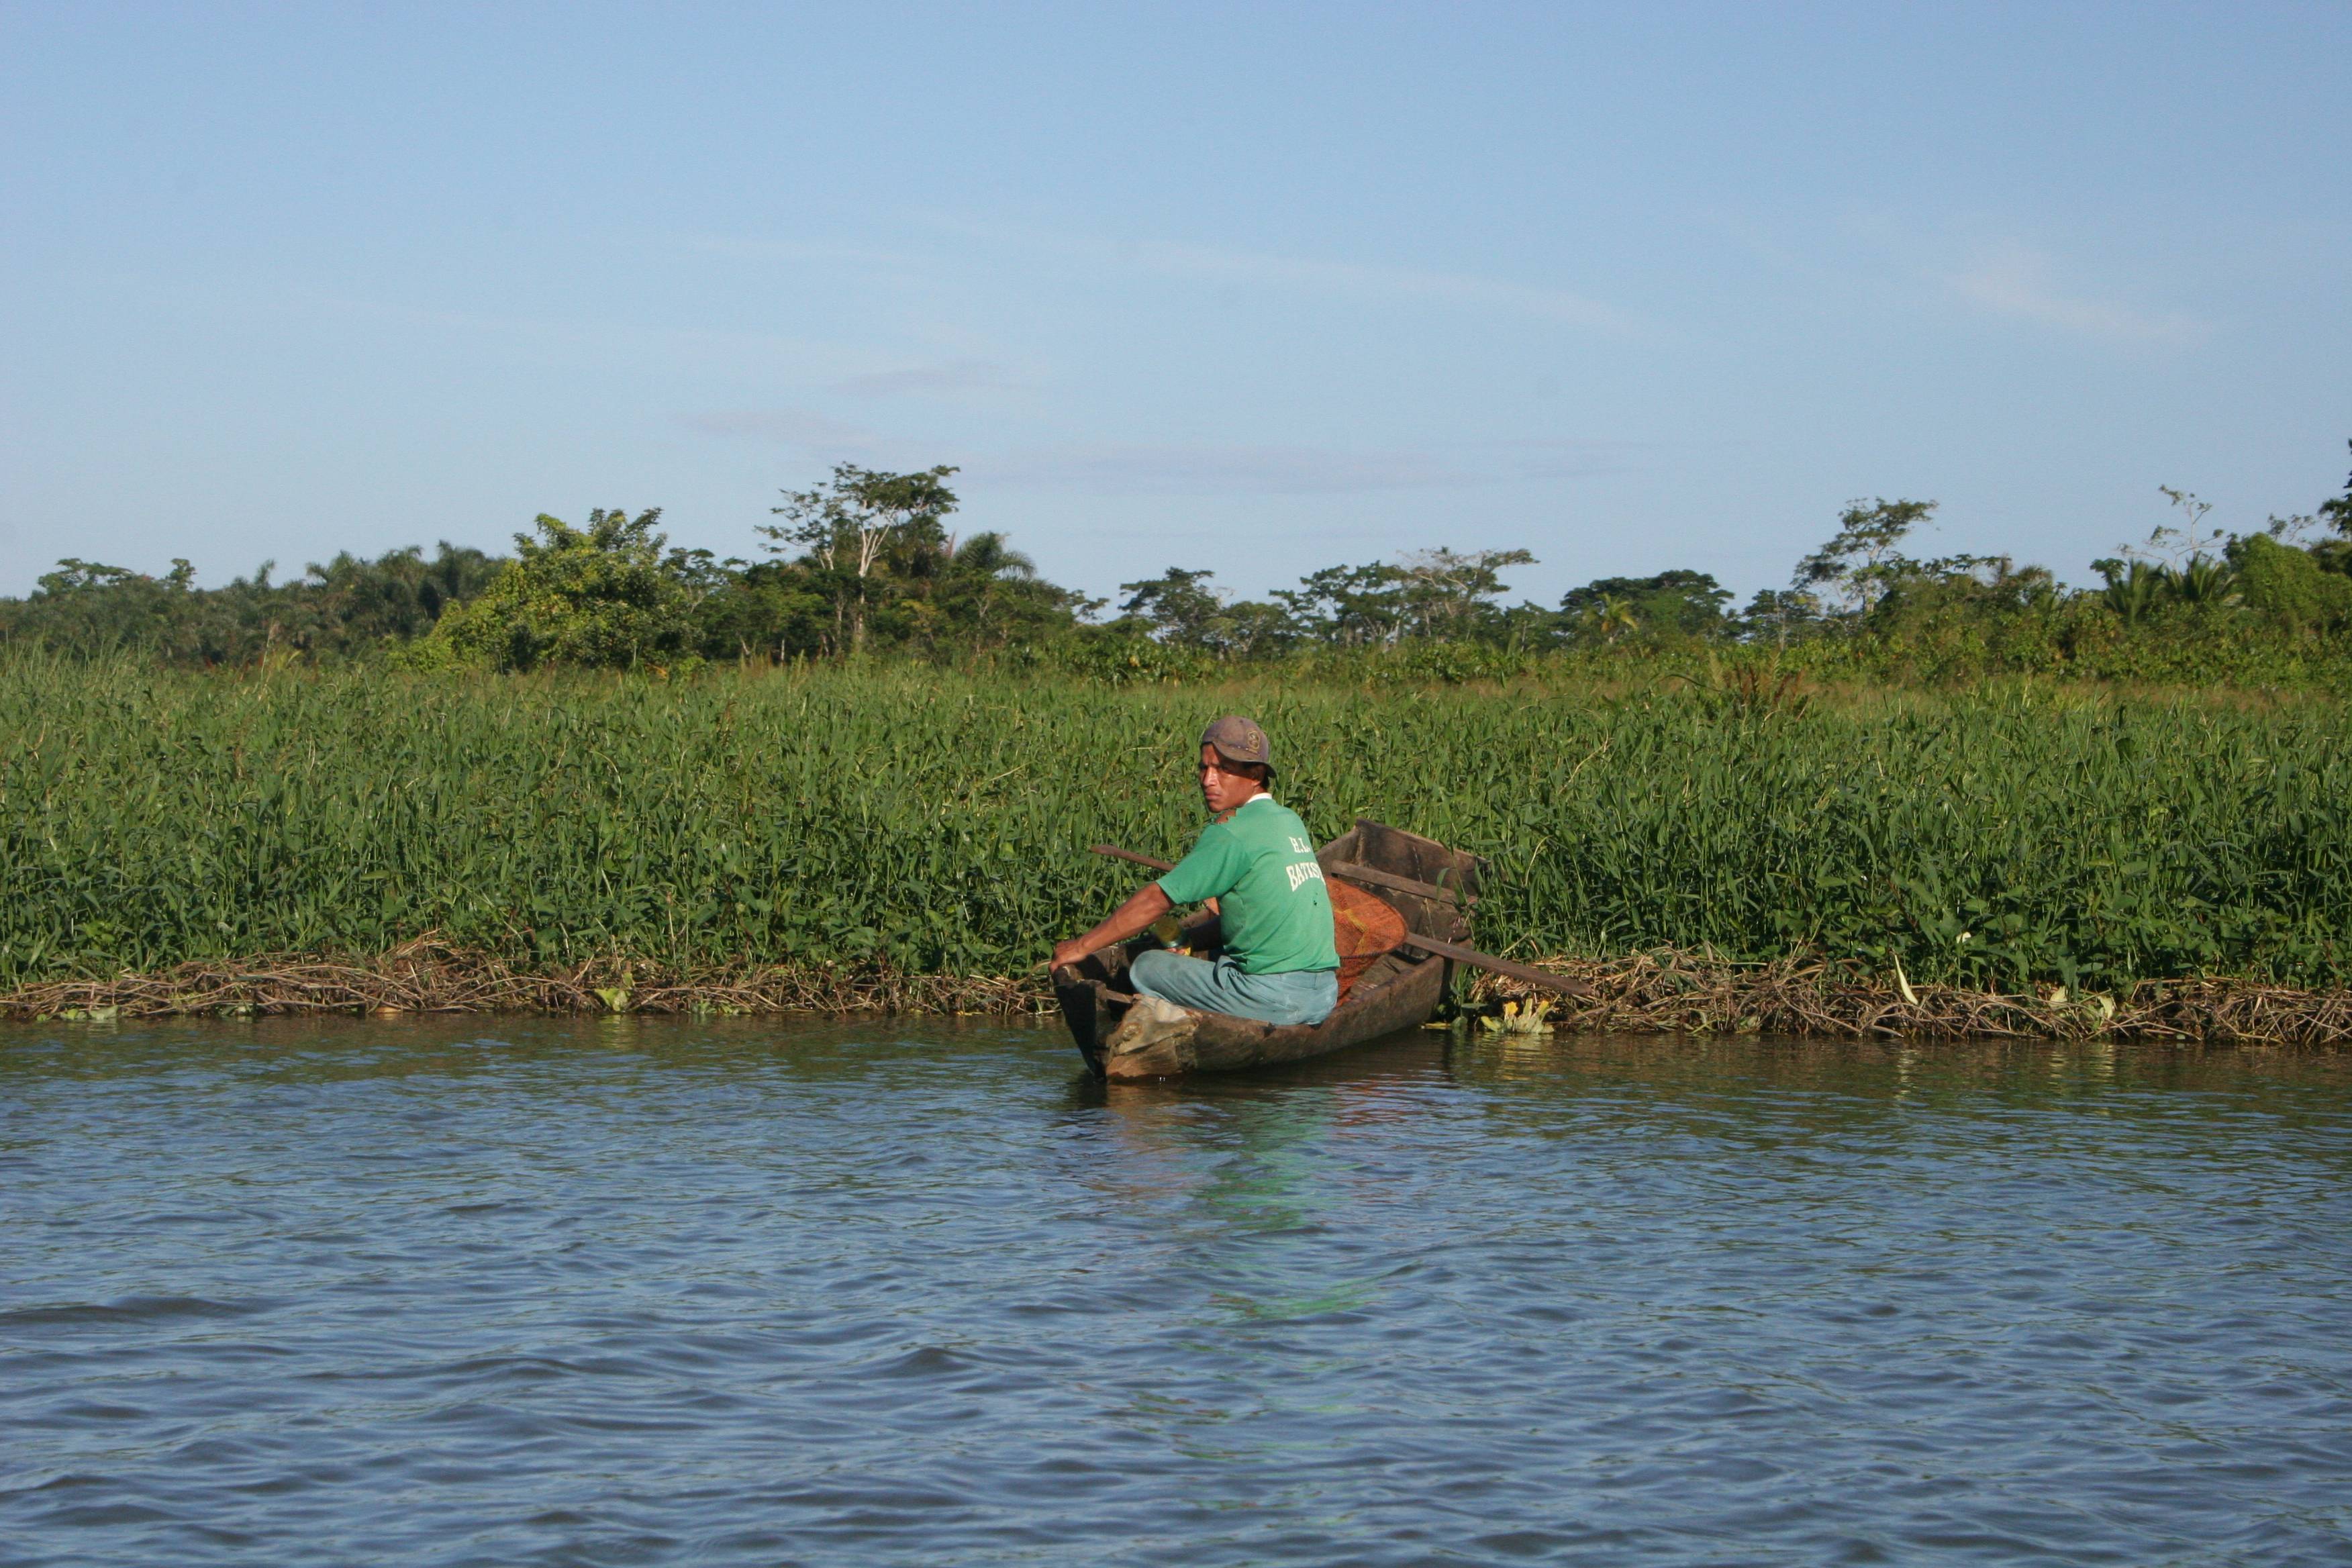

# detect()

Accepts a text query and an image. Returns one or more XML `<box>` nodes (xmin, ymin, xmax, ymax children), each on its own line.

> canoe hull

<box><xmin>1095</xmin><ymin>952</ymin><xmax>1449</xmax><ymax>1080</ymax></box>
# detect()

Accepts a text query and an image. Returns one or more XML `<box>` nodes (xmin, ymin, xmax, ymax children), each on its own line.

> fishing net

<box><xmin>1330</xmin><ymin>878</ymin><xmax>1408</xmax><ymax>1001</ymax></box>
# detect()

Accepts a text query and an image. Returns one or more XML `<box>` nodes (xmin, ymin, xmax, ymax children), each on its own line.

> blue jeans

<box><xmin>1128</xmin><ymin>950</ymin><xmax>1339</xmax><ymax>1026</ymax></box>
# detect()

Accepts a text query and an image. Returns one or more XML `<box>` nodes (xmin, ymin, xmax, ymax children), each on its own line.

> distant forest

<box><xmin>7</xmin><ymin>445</ymin><xmax>2351</xmax><ymax>684</ymax></box>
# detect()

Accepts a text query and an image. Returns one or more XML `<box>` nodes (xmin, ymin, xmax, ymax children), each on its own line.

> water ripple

<box><xmin>3</xmin><ymin>1018</ymin><xmax>2349</xmax><ymax>1565</ymax></box>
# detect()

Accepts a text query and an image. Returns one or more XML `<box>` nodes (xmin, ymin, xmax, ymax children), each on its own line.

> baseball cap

<box><xmin>1200</xmin><ymin>715</ymin><xmax>1275</xmax><ymax>775</ymax></box>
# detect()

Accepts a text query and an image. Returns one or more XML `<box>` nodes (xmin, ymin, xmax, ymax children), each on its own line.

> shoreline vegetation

<box><xmin>5</xmin><ymin>453</ymin><xmax>2348</xmax><ymax>1046</ymax></box>
<box><xmin>10</xmin><ymin>937</ymin><xmax>2351</xmax><ymax>1049</ymax></box>
<box><xmin>3</xmin><ymin>658</ymin><xmax>2348</xmax><ymax>1047</ymax></box>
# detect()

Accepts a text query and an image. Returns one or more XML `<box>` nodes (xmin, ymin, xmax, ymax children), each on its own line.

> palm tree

<box><xmin>1595</xmin><ymin>593</ymin><xmax>1640</xmax><ymax>644</ymax></box>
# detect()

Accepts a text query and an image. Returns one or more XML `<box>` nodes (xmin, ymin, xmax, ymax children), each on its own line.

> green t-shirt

<box><xmin>1156</xmin><ymin>795</ymin><xmax>1339</xmax><ymax>975</ymax></box>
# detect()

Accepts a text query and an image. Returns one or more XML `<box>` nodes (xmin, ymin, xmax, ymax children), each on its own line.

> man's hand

<box><xmin>1050</xmin><ymin>882</ymin><xmax>1175</xmax><ymax>975</ymax></box>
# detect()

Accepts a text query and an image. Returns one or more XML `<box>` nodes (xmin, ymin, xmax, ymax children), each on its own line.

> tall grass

<box><xmin>1</xmin><ymin>655</ymin><xmax>2346</xmax><ymax>992</ymax></box>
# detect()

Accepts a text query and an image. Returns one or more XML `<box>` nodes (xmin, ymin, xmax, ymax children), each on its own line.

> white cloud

<box><xmin>681</xmin><ymin>234</ymin><xmax>930</xmax><ymax>275</ymax></box>
<box><xmin>1134</xmin><ymin>240</ymin><xmax>1635</xmax><ymax>334</ymax></box>
<box><xmin>685</xmin><ymin>407</ymin><xmax>960</xmax><ymax>477</ymax></box>
<box><xmin>919</xmin><ymin>215</ymin><xmax>1634</xmax><ymax>334</ymax></box>
<box><xmin>685</xmin><ymin>407</ymin><xmax>882</xmax><ymax>450</ymax></box>
<box><xmin>975</xmin><ymin>442</ymin><xmax>1463</xmax><ymax>495</ymax></box>
<box><xmin>830</xmin><ymin>358</ymin><xmax>1020</xmax><ymax>399</ymax></box>
<box><xmin>974</xmin><ymin>438</ymin><xmax>1643</xmax><ymax>495</ymax></box>
<box><xmin>686</xmin><ymin>412</ymin><xmax>1650</xmax><ymax>497</ymax></box>
<box><xmin>1949</xmin><ymin>244</ymin><xmax>2207</xmax><ymax>344</ymax></box>
<box><xmin>687</xmin><ymin>219</ymin><xmax>1636</xmax><ymax>338</ymax></box>
<box><xmin>1483</xmin><ymin>438</ymin><xmax>1647</xmax><ymax>481</ymax></box>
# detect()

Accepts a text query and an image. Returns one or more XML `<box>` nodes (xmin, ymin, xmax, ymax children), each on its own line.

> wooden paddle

<box><xmin>1086</xmin><ymin>844</ymin><xmax>1594</xmax><ymax>999</ymax></box>
<box><xmin>1089</xmin><ymin>844</ymin><xmax>1178</xmax><ymax>873</ymax></box>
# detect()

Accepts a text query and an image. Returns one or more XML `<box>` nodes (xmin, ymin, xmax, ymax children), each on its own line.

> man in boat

<box><xmin>1050</xmin><ymin>716</ymin><xmax>1340</xmax><ymax>1026</ymax></box>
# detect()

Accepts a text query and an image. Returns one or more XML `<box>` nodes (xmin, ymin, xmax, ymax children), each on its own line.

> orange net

<box><xmin>1330</xmin><ymin>878</ymin><xmax>1408</xmax><ymax>1001</ymax></box>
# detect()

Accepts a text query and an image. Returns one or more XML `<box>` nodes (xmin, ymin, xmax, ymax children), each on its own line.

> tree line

<box><xmin>7</xmin><ymin>444</ymin><xmax>2350</xmax><ymax>674</ymax></box>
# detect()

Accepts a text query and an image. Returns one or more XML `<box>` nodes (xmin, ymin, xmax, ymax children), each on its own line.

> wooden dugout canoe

<box><xmin>1054</xmin><ymin>818</ymin><xmax>1479</xmax><ymax>1081</ymax></box>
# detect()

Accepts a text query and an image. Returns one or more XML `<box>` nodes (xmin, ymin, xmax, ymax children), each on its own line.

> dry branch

<box><xmin>1469</xmin><ymin>948</ymin><xmax>2352</xmax><ymax>1048</ymax></box>
<box><xmin>0</xmin><ymin>936</ymin><xmax>1051</xmax><ymax>1022</ymax></box>
<box><xmin>3</xmin><ymin>936</ymin><xmax>2349</xmax><ymax>1047</ymax></box>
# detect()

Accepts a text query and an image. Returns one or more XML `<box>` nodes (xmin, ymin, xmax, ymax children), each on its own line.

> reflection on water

<box><xmin>4</xmin><ymin>1016</ymin><xmax>2350</xmax><ymax>1566</ymax></box>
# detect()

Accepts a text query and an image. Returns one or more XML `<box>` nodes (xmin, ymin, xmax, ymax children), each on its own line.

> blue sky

<box><xmin>5</xmin><ymin>2</ymin><xmax>2347</xmax><ymax>607</ymax></box>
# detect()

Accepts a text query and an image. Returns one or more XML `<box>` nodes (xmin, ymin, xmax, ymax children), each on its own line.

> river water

<box><xmin>3</xmin><ymin>1018</ymin><xmax>2349</xmax><ymax>1567</ymax></box>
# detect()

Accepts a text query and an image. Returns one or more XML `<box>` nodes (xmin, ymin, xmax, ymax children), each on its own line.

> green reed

<box><xmin>1</xmin><ymin>655</ymin><xmax>2346</xmax><ymax>992</ymax></box>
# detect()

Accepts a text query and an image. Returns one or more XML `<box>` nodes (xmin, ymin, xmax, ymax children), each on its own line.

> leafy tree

<box><xmin>761</xmin><ymin>464</ymin><xmax>961</xmax><ymax>655</ymax></box>
<box><xmin>2094</xmin><ymin>559</ymin><xmax>2171</xmax><ymax>626</ymax></box>
<box><xmin>2090</xmin><ymin>487</ymin><xmax>2241</xmax><ymax>620</ymax></box>
<box><xmin>2228</xmin><ymin>532</ymin><xmax>2352</xmax><ymax>633</ymax></box>
<box><xmin>1733</xmin><ymin>588</ymin><xmax>1824</xmax><ymax>646</ymax></box>
<box><xmin>1211</xmin><ymin>599</ymin><xmax>1300</xmax><ymax>658</ymax></box>
<box><xmin>14</xmin><ymin>438</ymin><xmax>2352</xmax><ymax>683</ymax></box>
<box><xmin>1272</xmin><ymin>562</ymin><xmax>1412</xmax><ymax>647</ymax></box>
<box><xmin>1116</xmin><ymin>568</ymin><xmax>1228</xmax><ymax>646</ymax></box>
<box><xmin>423</xmin><ymin>509</ymin><xmax>697</xmax><ymax>671</ymax></box>
<box><xmin>1871</xmin><ymin>555</ymin><xmax>2059</xmax><ymax>622</ymax></box>
<box><xmin>1269</xmin><ymin>548</ymin><xmax>1534</xmax><ymax>646</ymax></box>
<box><xmin>297</xmin><ymin>542</ymin><xmax>504</xmax><ymax>645</ymax></box>
<box><xmin>9</xmin><ymin>558</ymin><xmax>201</xmax><ymax>656</ymax></box>
<box><xmin>36</xmin><ymin>558</ymin><xmax>177</xmax><ymax>595</ymax></box>
<box><xmin>2321</xmin><ymin>440</ymin><xmax>2352</xmax><ymax>534</ymax></box>
<box><xmin>881</xmin><ymin>530</ymin><xmax>1095</xmax><ymax>655</ymax></box>
<box><xmin>1594</xmin><ymin>593</ymin><xmax>1638</xmax><ymax>643</ymax></box>
<box><xmin>1113</xmin><ymin>568</ymin><xmax>1295</xmax><ymax>656</ymax></box>
<box><xmin>1790</xmin><ymin>498</ymin><xmax>2065</xmax><ymax>638</ymax></box>
<box><xmin>688</xmin><ymin>558</ymin><xmax>833</xmax><ymax>661</ymax></box>
<box><xmin>1793</xmin><ymin>498</ymin><xmax>1939</xmax><ymax>616</ymax></box>
<box><xmin>5</xmin><ymin>548</ymin><xmax>505</xmax><ymax>663</ymax></box>
<box><xmin>2316</xmin><ymin>440</ymin><xmax>2352</xmax><ymax>576</ymax></box>
<box><xmin>1391</xmin><ymin>548</ymin><xmax>1536</xmax><ymax>639</ymax></box>
<box><xmin>1560</xmin><ymin>570</ymin><xmax>1732</xmax><ymax>644</ymax></box>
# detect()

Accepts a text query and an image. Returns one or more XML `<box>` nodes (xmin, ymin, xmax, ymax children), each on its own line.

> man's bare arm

<box><xmin>1051</xmin><ymin>883</ymin><xmax>1174</xmax><ymax>973</ymax></box>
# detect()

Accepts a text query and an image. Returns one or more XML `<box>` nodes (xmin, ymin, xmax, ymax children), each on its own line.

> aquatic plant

<box><xmin>0</xmin><ymin>656</ymin><xmax>2346</xmax><ymax>1008</ymax></box>
<box><xmin>1477</xmin><ymin>998</ymin><xmax>1557</xmax><ymax>1035</ymax></box>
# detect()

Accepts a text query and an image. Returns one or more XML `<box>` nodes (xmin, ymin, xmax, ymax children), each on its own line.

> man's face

<box><xmin>1198</xmin><ymin>744</ymin><xmax>1263</xmax><ymax>815</ymax></box>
